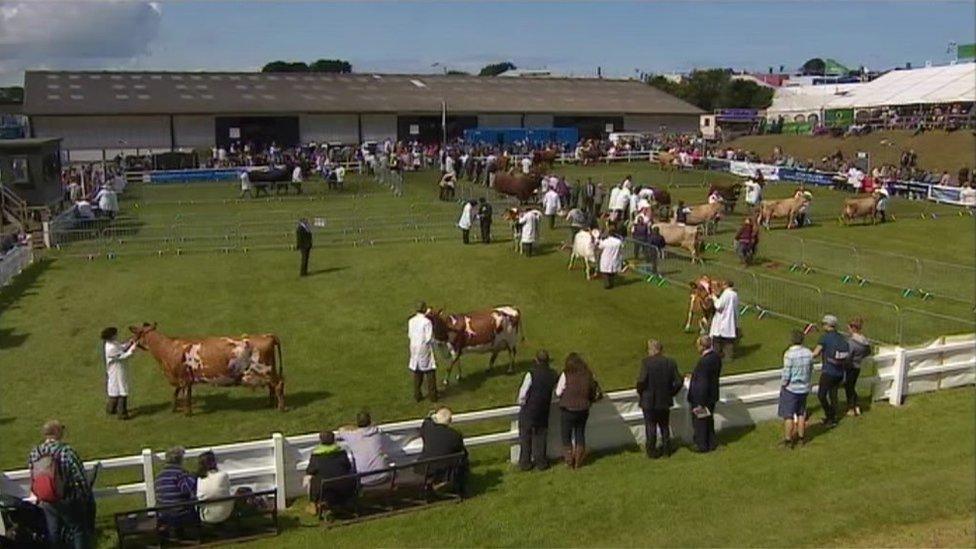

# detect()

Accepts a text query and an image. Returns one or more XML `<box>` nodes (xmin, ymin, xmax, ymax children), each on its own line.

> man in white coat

<box><xmin>518</xmin><ymin>209</ymin><xmax>542</xmax><ymax>256</ymax></box>
<box><xmin>598</xmin><ymin>229</ymin><xmax>624</xmax><ymax>289</ymax></box>
<box><xmin>94</xmin><ymin>183</ymin><xmax>119</xmax><ymax>220</ymax></box>
<box><xmin>102</xmin><ymin>326</ymin><xmax>137</xmax><ymax>420</ymax></box>
<box><xmin>239</xmin><ymin>169</ymin><xmax>253</xmax><ymax>199</ymax></box>
<box><xmin>744</xmin><ymin>177</ymin><xmax>763</xmax><ymax>211</ymax></box>
<box><xmin>458</xmin><ymin>200</ymin><xmax>476</xmax><ymax>244</ymax></box>
<box><xmin>521</xmin><ymin>156</ymin><xmax>532</xmax><ymax>175</ymax></box>
<box><xmin>408</xmin><ymin>303</ymin><xmax>438</xmax><ymax>402</ymax></box>
<box><xmin>709</xmin><ymin>281</ymin><xmax>740</xmax><ymax>362</ymax></box>
<box><xmin>542</xmin><ymin>187</ymin><xmax>561</xmax><ymax>229</ymax></box>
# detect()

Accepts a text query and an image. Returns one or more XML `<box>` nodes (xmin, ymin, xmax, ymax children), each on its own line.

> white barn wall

<box><xmin>299</xmin><ymin>114</ymin><xmax>358</xmax><ymax>144</ymax></box>
<box><xmin>477</xmin><ymin>114</ymin><xmax>522</xmax><ymax>128</ymax></box>
<box><xmin>32</xmin><ymin>115</ymin><xmax>170</xmax><ymax>150</ymax></box>
<box><xmin>361</xmin><ymin>114</ymin><xmax>396</xmax><ymax>142</ymax></box>
<box><xmin>624</xmin><ymin>114</ymin><xmax>698</xmax><ymax>133</ymax></box>
<box><xmin>173</xmin><ymin>115</ymin><xmax>215</xmax><ymax>149</ymax></box>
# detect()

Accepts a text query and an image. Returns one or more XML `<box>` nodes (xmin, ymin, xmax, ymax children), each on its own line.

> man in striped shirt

<box><xmin>778</xmin><ymin>330</ymin><xmax>814</xmax><ymax>449</ymax></box>
<box><xmin>153</xmin><ymin>447</ymin><xmax>198</xmax><ymax>528</ymax></box>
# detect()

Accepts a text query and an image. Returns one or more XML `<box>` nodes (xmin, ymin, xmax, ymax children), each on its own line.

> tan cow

<box><xmin>677</xmin><ymin>202</ymin><xmax>723</xmax><ymax>235</ymax></box>
<box><xmin>129</xmin><ymin>323</ymin><xmax>285</xmax><ymax>415</ymax></box>
<box><xmin>759</xmin><ymin>192</ymin><xmax>809</xmax><ymax>229</ymax></box>
<box><xmin>842</xmin><ymin>194</ymin><xmax>881</xmax><ymax>225</ymax></box>
<box><xmin>652</xmin><ymin>222</ymin><xmax>704</xmax><ymax>263</ymax></box>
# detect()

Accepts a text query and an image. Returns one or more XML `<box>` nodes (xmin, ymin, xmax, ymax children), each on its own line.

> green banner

<box><xmin>825</xmin><ymin>109</ymin><xmax>854</xmax><ymax>128</ymax></box>
<box><xmin>782</xmin><ymin>122</ymin><xmax>812</xmax><ymax>135</ymax></box>
<box><xmin>958</xmin><ymin>43</ymin><xmax>975</xmax><ymax>60</ymax></box>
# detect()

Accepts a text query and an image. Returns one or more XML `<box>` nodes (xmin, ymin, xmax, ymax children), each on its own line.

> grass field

<box><xmin>727</xmin><ymin>130</ymin><xmax>976</xmax><ymax>175</ymax></box>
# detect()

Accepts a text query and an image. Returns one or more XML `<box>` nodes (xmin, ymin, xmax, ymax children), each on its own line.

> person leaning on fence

<box><xmin>812</xmin><ymin>314</ymin><xmax>851</xmax><ymax>428</ymax></box>
<box><xmin>516</xmin><ymin>350</ymin><xmax>558</xmax><ymax>471</ymax></box>
<box><xmin>195</xmin><ymin>451</ymin><xmax>234</xmax><ymax>525</ymax></box>
<box><xmin>635</xmin><ymin>340</ymin><xmax>683</xmax><ymax>459</ymax></box>
<box><xmin>28</xmin><ymin>420</ymin><xmax>96</xmax><ymax>549</ymax></box>
<box><xmin>779</xmin><ymin>330</ymin><xmax>814</xmax><ymax>449</ymax></box>
<box><xmin>845</xmin><ymin>318</ymin><xmax>872</xmax><ymax>417</ymax></box>
<box><xmin>306</xmin><ymin>430</ymin><xmax>356</xmax><ymax>515</ymax></box>
<box><xmin>418</xmin><ymin>408</ymin><xmax>469</xmax><ymax>494</ymax></box>
<box><xmin>687</xmin><ymin>336</ymin><xmax>722</xmax><ymax>453</ymax></box>
<box><xmin>154</xmin><ymin>447</ymin><xmax>199</xmax><ymax>531</ymax></box>
<box><xmin>556</xmin><ymin>353</ymin><xmax>603</xmax><ymax>469</ymax></box>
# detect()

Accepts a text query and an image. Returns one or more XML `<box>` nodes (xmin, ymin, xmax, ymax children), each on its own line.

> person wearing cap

<box><xmin>153</xmin><ymin>447</ymin><xmax>198</xmax><ymax>529</ymax></box>
<box><xmin>28</xmin><ymin>420</ymin><xmax>96</xmax><ymax>548</ymax></box>
<box><xmin>516</xmin><ymin>351</ymin><xmax>558</xmax><ymax>471</ymax></box>
<box><xmin>408</xmin><ymin>302</ymin><xmax>438</xmax><ymax>402</ymax></box>
<box><xmin>779</xmin><ymin>330</ymin><xmax>814</xmax><ymax>449</ymax></box>
<box><xmin>102</xmin><ymin>326</ymin><xmax>138</xmax><ymax>420</ymax></box>
<box><xmin>296</xmin><ymin>217</ymin><xmax>313</xmax><ymax>277</ymax></box>
<box><xmin>418</xmin><ymin>407</ymin><xmax>469</xmax><ymax>493</ymax></box>
<box><xmin>812</xmin><ymin>314</ymin><xmax>851</xmax><ymax>428</ymax></box>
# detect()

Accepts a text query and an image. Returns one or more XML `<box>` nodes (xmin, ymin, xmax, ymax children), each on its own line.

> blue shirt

<box><xmin>781</xmin><ymin>345</ymin><xmax>814</xmax><ymax>394</ymax></box>
<box><xmin>154</xmin><ymin>464</ymin><xmax>197</xmax><ymax>512</ymax></box>
<box><xmin>818</xmin><ymin>331</ymin><xmax>850</xmax><ymax>377</ymax></box>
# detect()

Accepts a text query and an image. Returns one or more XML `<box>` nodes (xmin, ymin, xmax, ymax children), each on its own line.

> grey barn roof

<box><xmin>23</xmin><ymin>71</ymin><xmax>702</xmax><ymax>117</ymax></box>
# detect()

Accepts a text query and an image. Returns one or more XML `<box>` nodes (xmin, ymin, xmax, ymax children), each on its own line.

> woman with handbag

<box><xmin>555</xmin><ymin>353</ymin><xmax>603</xmax><ymax>469</ymax></box>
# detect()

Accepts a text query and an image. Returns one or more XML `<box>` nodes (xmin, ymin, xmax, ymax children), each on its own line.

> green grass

<box><xmin>249</xmin><ymin>387</ymin><xmax>976</xmax><ymax>548</ymax></box>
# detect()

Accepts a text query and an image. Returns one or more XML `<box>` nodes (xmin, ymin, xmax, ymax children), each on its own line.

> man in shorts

<box><xmin>778</xmin><ymin>330</ymin><xmax>814</xmax><ymax>448</ymax></box>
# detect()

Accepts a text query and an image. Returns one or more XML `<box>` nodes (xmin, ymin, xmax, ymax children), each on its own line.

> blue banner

<box><xmin>777</xmin><ymin>168</ymin><xmax>836</xmax><ymax>187</ymax></box>
<box><xmin>150</xmin><ymin>168</ymin><xmax>242</xmax><ymax>183</ymax></box>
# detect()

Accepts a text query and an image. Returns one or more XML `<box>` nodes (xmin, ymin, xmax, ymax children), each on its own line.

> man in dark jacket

<box><xmin>687</xmin><ymin>335</ymin><xmax>723</xmax><ymax>453</ymax></box>
<box><xmin>296</xmin><ymin>218</ymin><xmax>313</xmax><ymax>277</ymax></box>
<box><xmin>516</xmin><ymin>350</ymin><xmax>558</xmax><ymax>471</ymax></box>
<box><xmin>647</xmin><ymin>226</ymin><xmax>667</xmax><ymax>276</ymax></box>
<box><xmin>306</xmin><ymin>430</ymin><xmax>356</xmax><ymax>512</ymax></box>
<box><xmin>477</xmin><ymin>198</ymin><xmax>493</xmax><ymax>244</ymax></box>
<box><xmin>635</xmin><ymin>340</ymin><xmax>683</xmax><ymax>458</ymax></box>
<box><xmin>418</xmin><ymin>408</ymin><xmax>469</xmax><ymax>494</ymax></box>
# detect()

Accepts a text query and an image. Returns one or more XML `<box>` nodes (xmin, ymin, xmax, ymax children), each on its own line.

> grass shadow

<box><xmin>731</xmin><ymin>343</ymin><xmax>762</xmax><ymax>360</ymax></box>
<box><xmin>446</xmin><ymin>360</ymin><xmax>528</xmax><ymax>395</ymax></box>
<box><xmin>0</xmin><ymin>258</ymin><xmax>55</xmax><ymax>350</ymax></box>
<box><xmin>196</xmin><ymin>389</ymin><xmax>332</xmax><ymax>415</ymax></box>
<box><xmin>306</xmin><ymin>266</ymin><xmax>349</xmax><ymax>277</ymax></box>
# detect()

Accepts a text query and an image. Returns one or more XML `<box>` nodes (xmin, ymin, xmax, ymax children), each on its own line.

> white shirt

<box><xmin>709</xmin><ymin>287</ymin><xmax>740</xmax><ymax>338</ymax></box>
<box><xmin>444</xmin><ymin>156</ymin><xmax>455</xmax><ymax>175</ymax></box>
<box><xmin>94</xmin><ymin>187</ymin><xmax>118</xmax><ymax>212</ymax></box>
<box><xmin>407</xmin><ymin>313</ymin><xmax>436</xmax><ymax>372</ymax></box>
<box><xmin>197</xmin><ymin>471</ymin><xmax>234</xmax><ymax>524</ymax></box>
<box><xmin>105</xmin><ymin>339</ymin><xmax>136</xmax><ymax>371</ymax></box>
<box><xmin>335</xmin><ymin>166</ymin><xmax>346</xmax><ymax>182</ymax></box>
<box><xmin>610</xmin><ymin>187</ymin><xmax>631</xmax><ymax>211</ymax></box>
<box><xmin>744</xmin><ymin>180</ymin><xmax>762</xmax><ymax>204</ymax></box>
<box><xmin>517</xmin><ymin>372</ymin><xmax>533</xmax><ymax>405</ymax></box>
<box><xmin>542</xmin><ymin>190</ymin><xmax>561</xmax><ymax>215</ymax></box>
<box><xmin>847</xmin><ymin>168</ymin><xmax>864</xmax><ymax>189</ymax></box>
<box><xmin>521</xmin><ymin>157</ymin><xmax>532</xmax><ymax>174</ymax></box>
<box><xmin>292</xmin><ymin>166</ymin><xmax>303</xmax><ymax>183</ymax></box>
<box><xmin>960</xmin><ymin>187</ymin><xmax>976</xmax><ymax>206</ymax></box>
<box><xmin>519</xmin><ymin>210</ymin><xmax>541</xmax><ymax>244</ymax></box>
<box><xmin>239</xmin><ymin>170</ymin><xmax>251</xmax><ymax>190</ymax></box>
<box><xmin>608</xmin><ymin>187</ymin><xmax>621</xmax><ymax>211</ymax></box>
<box><xmin>458</xmin><ymin>202</ymin><xmax>474</xmax><ymax>230</ymax></box>
<box><xmin>598</xmin><ymin>235</ymin><xmax>623</xmax><ymax>273</ymax></box>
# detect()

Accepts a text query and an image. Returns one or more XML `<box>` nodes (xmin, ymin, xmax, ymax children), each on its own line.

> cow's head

<box><xmin>128</xmin><ymin>322</ymin><xmax>157</xmax><ymax>350</ymax></box>
<box><xmin>425</xmin><ymin>309</ymin><xmax>450</xmax><ymax>342</ymax></box>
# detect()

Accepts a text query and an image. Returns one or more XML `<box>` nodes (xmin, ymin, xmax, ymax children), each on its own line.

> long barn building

<box><xmin>22</xmin><ymin>71</ymin><xmax>701</xmax><ymax>153</ymax></box>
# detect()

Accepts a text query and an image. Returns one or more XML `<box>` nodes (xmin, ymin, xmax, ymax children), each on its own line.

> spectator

<box><xmin>154</xmin><ymin>447</ymin><xmax>198</xmax><ymax>529</ymax></box>
<box><xmin>960</xmin><ymin>183</ymin><xmax>976</xmax><ymax>208</ymax></box>
<box><xmin>556</xmin><ymin>353</ymin><xmax>603</xmax><ymax>469</ymax></box>
<box><xmin>337</xmin><ymin>411</ymin><xmax>392</xmax><ymax>486</ymax></box>
<box><xmin>709</xmin><ymin>280</ymin><xmax>740</xmax><ymax>362</ymax></box>
<box><xmin>779</xmin><ymin>330</ymin><xmax>814</xmax><ymax>449</ymax></box>
<box><xmin>28</xmin><ymin>420</ymin><xmax>96</xmax><ymax>549</ymax></box>
<box><xmin>939</xmin><ymin>171</ymin><xmax>952</xmax><ymax>186</ymax></box>
<box><xmin>734</xmin><ymin>218</ymin><xmax>759</xmax><ymax>266</ymax></box>
<box><xmin>334</xmin><ymin>164</ymin><xmax>346</xmax><ymax>189</ymax></box>
<box><xmin>812</xmin><ymin>314</ymin><xmax>851</xmax><ymax>428</ymax></box>
<box><xmin>597</xmin><ymin>228</ymin><xmax>624</xmax><ymax>290</ymax></box>
<box><xmin>845</xmin><ymin>318</ymin><xmax>872</xmax><ymax>417</ymax></box>
<box><xmin>687</xmin><ymin>336</ymin><xmax>722</xmax><ymax>453</ymax></box>
<box><xmin>635</xmin><ymin>340</ymin><xmax>683</xmax><ymax>459</ymax></box>
<box><xmin>93</xmin><ymin>183</ymin><xmax>119</xmax><ymax>220</ymax></box>
<box><xmin>195</xmin><ymin>451</ymin><xmax>234</xmax><ymax>525</ymax></box>
<box><xmin>516</xmin><ymin>350</ymin><xmax>558</xmax><ymax>471</ymax></box>
<box><xmin>593</xmin><ymin>183</ymin><xmax>606</xmax><ymax>214</ymax></box>
<box><xmin>418</xmin><ymin>408</ymin><xmax>469</xmax><ymax>494</ymax></box>
<box><xmin>290</xmin><ymin>163</ymin><xmax>303</xmax><ymax>194</ymax></box>
<box><xmin>631</xmin><ymin>215</ymin><xmax>650</xmax><ymax>261</ymax></box>
<box><xmin>306</xmin><ymin>431</ymin><xmax>356</xmax><ymax>514</ymax></box>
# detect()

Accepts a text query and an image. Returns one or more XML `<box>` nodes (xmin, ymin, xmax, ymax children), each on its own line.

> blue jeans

<box><xmin>40</xmin><ymin>498</ymin><xmax>94</xmax><ymax>549</ymax></box>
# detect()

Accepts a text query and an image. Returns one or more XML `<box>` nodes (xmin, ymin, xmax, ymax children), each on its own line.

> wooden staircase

<box><xmin>1</xmin><ymin>183</ymin><xmax>29</xmax><ymax>234</ymax></box>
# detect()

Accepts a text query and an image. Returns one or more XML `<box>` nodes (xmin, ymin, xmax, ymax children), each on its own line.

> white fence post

<box><xmin>889</xmin><ymin>347</ymin><xmax>909</xmax><ymax>406</ymax></box>
<box><xmin>140</xmin><ymin>448</ymin><xmax>156</xmax><ymax>507</ymax></box>
<box><xmin>272</xmin><ymin>433</ymin><xmax>287</xmax><ymax>511</ymax></box>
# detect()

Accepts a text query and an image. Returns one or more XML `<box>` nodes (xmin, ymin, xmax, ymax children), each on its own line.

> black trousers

<box><xmin>691</xmin><ymin>405</ymin><xmax>717</xmax><ymax>452</ymax></box>
<box><xmin>603</xmin><ymin>272</ymin><xmax>616</xmax><ymax>289</ymax></box>
<box><xmin>818</xmin><ymin>372</ymin><xmax>844</xmax><ymax>423</ymax></box>
<box><xmin>412</xmin><ymin>370</ymin><xmax>438</xmax><ymax>402</ymax></box>
<box><xmin>480</xmin><ymin>222</ymin><xmax>491</xmax><ymax>243</ymax></box>
<box><xmin>547</xmin><ymin>214</ymin><xmax>556</xmax><ymax>229</ymax></box>
<box><xmin>518</xmin><ymin>419</ymin><xmax>549</xmax><ymax>470</ymax></box>
<box><xmin>523</xmin><ymin>242</ymin><xmax>534</xmax><ymax>256</ymax></box>
<box><xmin>559</xmin><ymin>408</ymin><xmax>589</xmax><ymax>447</ymax></box>
<box><xmin>643</xmin><ymin>408</ymin><xmax>671</xmax><ymax>455</ymax></box>
<box><xmin>299</xmin><ymin>248</ymin><xmax>310</xmax><ymax>276</ymax></box>
<box><xmin>461</xmin><ymin>229</ymin><xmax>470</xmax><ymax>244</ymax></box>
<box><xmin>844</xmin><ymin>368</ymin><xmax>861</xmax><ymax>410</ymax></box>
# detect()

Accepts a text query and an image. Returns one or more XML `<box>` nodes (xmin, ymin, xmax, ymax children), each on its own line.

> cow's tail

<box><xmin>515</xmin><ymin>309</ymin><xmax>525</xmax><ymax>343</ymax></box>
<box><xmin>273</xmin><ymin>335</ymin><xmax>284</xmax><ymax>377</ymax></box>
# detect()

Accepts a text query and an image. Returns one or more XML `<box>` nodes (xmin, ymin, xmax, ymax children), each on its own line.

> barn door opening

<box><xmin>215</xmin><ymin>116</ymin><xmax>299</xmax><ymax>151</ymax></box>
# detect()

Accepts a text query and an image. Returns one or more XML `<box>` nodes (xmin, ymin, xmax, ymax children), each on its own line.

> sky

<box><xmin>1</xmin><ymin>1</ymin><xmax>974</xmax><ymax>86</ymax></box>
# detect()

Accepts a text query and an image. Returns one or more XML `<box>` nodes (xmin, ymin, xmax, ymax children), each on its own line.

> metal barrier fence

<box><xmin>629</xmin><ymin>241</ymin><xmax>973</xmax><ymax>345</ymax></box>
<box><xmin>0</xmin><ymin>245</ymin><xmax>33</xmax><ymax>288</ymax></box>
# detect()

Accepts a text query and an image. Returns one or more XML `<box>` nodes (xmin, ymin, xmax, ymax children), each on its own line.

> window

<box><xmin>11</xmin><ymin>157</ymin><xmax>29</xmax><ymax>184</ymax></box>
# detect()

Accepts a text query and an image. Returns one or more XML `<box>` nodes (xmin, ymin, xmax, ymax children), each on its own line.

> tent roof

<box><xmin>767</xmin><ymin>83</ymin><xmax>862</xmax><ymax>115</ymax></box>
<box><xmin>827</xmin><ymin>62</ymin><xmax>976</xmax><ymax>109</ymax></box>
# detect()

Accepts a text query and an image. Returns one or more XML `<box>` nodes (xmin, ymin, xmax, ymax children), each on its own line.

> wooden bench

<box><xmin>315</xmin><ymin>452</ymin><xmax>467</xmax><ymax>527</ymax></box>
<box><xmin>113</xmin><ymin>488</ymin><xmax>278</xmax><ymax>548</ymax></box>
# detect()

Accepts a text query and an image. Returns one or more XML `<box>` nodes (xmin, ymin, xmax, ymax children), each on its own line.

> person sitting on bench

<box><xmin>305</xmin><ymin>431</ymin><xmax>356</xmax><ymax>515</ymax></box>
<box><xmin>418</xmin><ymin>408</ymin><xmax>469</xmax><ymax>495</ymax></box>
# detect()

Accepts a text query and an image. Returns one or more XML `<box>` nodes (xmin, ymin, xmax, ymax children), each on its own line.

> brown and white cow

<box><xmin>842</xmin><ymin>194</ymin><xmax>881</xmax><ymax>225</ymax></box>
<box><xmin>652</xmin><ymin>222</ymin><xmax>704</xmax><ymax>263</ymax></box>
<box><xmin>426</xmin><ymin>306</ymin><xmax>522</xmax><ymax>384</ymax></box>
<box><xmin>129</xmin><ymin>323</ymin><xmax>285</xmax><ymax>415</ymax></box>
<box><xmin>685</xmin><ymin>275</ymin><xmax>727</xmax><ymax>333</ymax></box>
<box><xmin>759</xmin><ymin>192</ymin><xmax>809</xmax><ymax>229</ymax></box>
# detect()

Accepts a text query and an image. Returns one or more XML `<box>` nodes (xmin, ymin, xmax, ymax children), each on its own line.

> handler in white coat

<box><xmin>457</xmin><ymin>200</ymin><xmax>475</xmax><ymax>244</ymax></box>
<box><xmin>709</xmin><ymin>281</ymin><xmax>740</xmax><ymax>362</ymax></box>
<box><xmin>102</xmin><ymin>326</ymin><xmax>137</xmax><ymax>420</ymax></box>
<box><xmin>542</xmin><ymin>188</ymin><xmax>561</xmax><ymax>229</ymax></box>
<box><xmin>408</xmin><ymin>303</ymin><xmax>438</xmax><ymax>402</ymax></box>
<box><xmin>518</xmin><ymin>209</ymin><xmax>542</xmax><ymax>256</ymax></box>
<box><xmin>598</xmin><ymin>230</ymin><xmax>624</xmax><ymax>289</ymax></box>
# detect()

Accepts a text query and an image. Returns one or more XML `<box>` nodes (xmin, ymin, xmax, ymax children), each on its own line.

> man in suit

<box><xmin>516</xmin><ymin>350</ymin><xmax>558</xmax><ymax>471</ymax></box>
<box><xmin>687</xmin><ymin>335</ymin><xmax>722</xmax><ymax>453</ymax></box>
<box><xmin>418</xmin><ymin>407</ymin><xmax>468</xmax><ymax>494</ymax></box>
<box><xmin>478</xmin><ymin>198</ymin><xmax>493</xmax><ymax>244</ymax></box>
<box><xmin>296</xmin><ymin>218</ymin><xmax>313</xmax><ymax>277</ymax></box>
<box><xmin>635</xmin><ymin>340</ymin><xmax>683</xmax><ymax>458</ymax></box>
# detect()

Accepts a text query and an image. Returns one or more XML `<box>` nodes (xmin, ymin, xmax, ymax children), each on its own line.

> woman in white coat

<box><xmin>598</xmin><ymin>229</ymin><xmax>624</xmax><ymax>289</ymax></box>
<box><xmin>458</xmin><ymin>200</ymin><xmax>476</xmax><ymax>244</ymax></box>
<box><xmin>102</xmin><ymin>326</ymin><xmax>137</xmax><ymax>420</ymax></box>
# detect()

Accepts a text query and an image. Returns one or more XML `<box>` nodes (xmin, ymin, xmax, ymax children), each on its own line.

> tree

<box><xmin>679</xmin><ymin>69</ymin><xmax>730</xmax><ymax>112</ymax></box>
<box><xmin>801</xmin><ymin>58</ymin><xmax>826</xmax><ymax>76</ymax></box>
<box><xmin>719</xmin><ymin>79</ymin><xmax>774</xmax><ymax>110</ymax></box>
<box><xmin>309</xmin><ymin>59</ymin><xmax>352</xmax><ymax>73</ymax></box>
<box><xmin>478</xmin><ymin>62</ymin><xmax>516</xmax><ymax>77</ymax></box>
<box><xmin>646</xmin><ymin>70</ymin><xmax>773</xmax><ymax>111</ymax></box>
<box><xmin>445</xmin><ymin>70</ymin><xmax>470</xmax><ymax>76</ymax></box>
<box><xmin>261</xmin><ymin>61</ymin><xmax>309</xmax><ymax>73</ymax></box>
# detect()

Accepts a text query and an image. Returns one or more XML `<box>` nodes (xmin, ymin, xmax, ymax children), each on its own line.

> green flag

<box><xmin>958</xmin><ymin>43</ymin><xmax>976</xmax><ymax>60</ymax></box>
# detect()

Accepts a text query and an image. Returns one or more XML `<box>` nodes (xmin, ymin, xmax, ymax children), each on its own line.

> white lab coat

<box><xmin>239</xmin><ymin>171</ymin><xmax>252</xmax><ymax>191</ymax></box>
<box><xmin>458</xmin><ymin>202</ymin><xmax>474</xmax><ymax>230</ymax></box>
<box><xmin>709</xmin><ymin>288</ymin><xmax>740</xmax><ymax>339</ymax></box>
<box><xmin>519</xmin><ymin>210</ymin><xmax>541</xmax><ymax>244</ymax></box>
<box><xmin>94</xmin><ymin>187</ymin><xmax>118</xmax><ymax>213</ymax></box>
<box><xmin>744</xmin><ymin>181</ymin><xmax>762</xmax><ymax>205</ymax></box>
<box><xmin>608</xmin><ymin>187</ymin><xmax>621</xmax><ymax>211</ymax></box>
<box><xmin>292</xmin><ymin>166</ymin><xmax>303</xmax><ymax>183</ymax></box>
<box><xmin>521</xmin><ymin>157</ymin><xmax>532</xmax><ymax>174</ymax></box>
<box><xmin>335</xmin><ymin>166</ymin><xmax>346</xmax><ymax>183</ymax></box>
<box><xmin>598</xmin><ymin>235</ymin><xmax>623</xmax><ymax>273</ymax></box>
<box><xmin>542</xmin><ymin>190</ymin><xmax>561</xmax><ymax>216</ymax></box>
<box><xmin>408</xmin><ymin>314</ymin><xmax>437</xmax><ymax>372</ymax></box>
<box><xmin>105</xmin><ymin>339</ymin><xmax>137</xmax><ymax>397</ymax></box>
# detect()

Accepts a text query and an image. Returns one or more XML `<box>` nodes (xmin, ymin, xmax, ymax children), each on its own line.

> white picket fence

<box><xmin>0</xmin><ymin>246</ymin><xmax>33</xmax><ymax>289</ymax></box>
<box><xmin>1</xmin><ymin>335</ymin><xmax>972</xmax><ymax>512</ymax></box>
